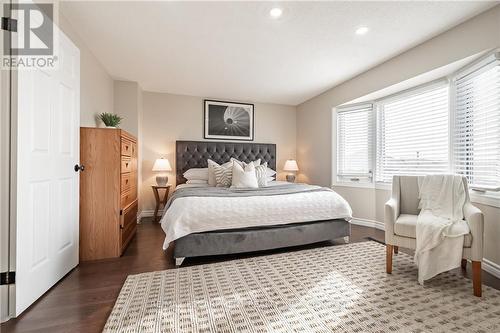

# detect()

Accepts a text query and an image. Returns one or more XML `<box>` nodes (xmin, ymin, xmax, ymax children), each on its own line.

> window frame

<box><xmin>332</xmin><ymin>50</ymin><xmax>500</xmax><ymax>207</ymax></box>
<box><xmin>334</xmin><ymin>103</ymin><xmax>375</xmax><ymax>187</ymax></box>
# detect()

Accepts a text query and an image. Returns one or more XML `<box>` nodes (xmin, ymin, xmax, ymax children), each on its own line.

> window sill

<box><xmin>332</xmin><ymin>182</ymin><xmax>374</xmax><ymax>189</ymax></box>
<box><xmin>469</xmin><ymin>192</ymin><xmax>500</xmax><ymax>209</ymax></box>
<box><xmin>333</xmin><ymin>183</ymin><xmax>500</xmax><ymax>208</ymax></box>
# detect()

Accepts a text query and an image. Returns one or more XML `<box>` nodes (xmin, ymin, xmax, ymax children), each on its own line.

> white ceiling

<box><xmin>60</xmin><ymin>1</ymin><xmax>496</xmax><ymax>106</ymax></box>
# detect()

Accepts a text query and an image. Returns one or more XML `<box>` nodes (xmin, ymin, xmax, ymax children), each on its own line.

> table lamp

<box><xmin>283</xmin><ymin>160</ymin><xmax>299</xmax><ymax>182</ymax></box>
<box><xmin>152</xmin><ymin>158</ymin><xmax>172</xmax><ymax>186</ymax></box>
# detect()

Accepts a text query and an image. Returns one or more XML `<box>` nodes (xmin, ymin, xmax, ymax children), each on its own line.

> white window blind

<box><xmin>376</xmin><ymin>84</ymin><xmax>449</xmax><ymax>183</ymax></box>
<box><xmin>337</xmin><ymin>104</ymin><xmax>373</xmax><ymax>183</ymax></box>
<box><xmin>453</xmin><ymin>56</ymin><xmax>500</xmax><ymax>190</ymax></box>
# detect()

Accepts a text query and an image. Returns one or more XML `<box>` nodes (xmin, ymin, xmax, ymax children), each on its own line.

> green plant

<box><xmin>99</xmin><ymin>112</ymin><xmax>122</xmax><ymax>127</ymax></box>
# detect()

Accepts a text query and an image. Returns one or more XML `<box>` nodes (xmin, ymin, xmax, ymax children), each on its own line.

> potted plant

<box><xmin>99</xmin><ymin>113</ymin><xmax>122</xmax><ymax>128</ymax></box>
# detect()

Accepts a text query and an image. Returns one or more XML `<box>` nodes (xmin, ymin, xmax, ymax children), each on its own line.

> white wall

<box><xmin>296</xmin><ymin>6</ymin><xmax>500</xmax><ymax>266</ymax></box>
<box><xmin>140</xmin><ymin>92</ymin><xmax>297</xmax><ymax>212</ymax></box>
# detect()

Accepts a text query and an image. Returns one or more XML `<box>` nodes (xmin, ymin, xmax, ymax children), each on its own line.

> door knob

<box><xmin>74</xmin><ymin>164</ymin><xmax>85</xmax><ymax>172</ymax></box>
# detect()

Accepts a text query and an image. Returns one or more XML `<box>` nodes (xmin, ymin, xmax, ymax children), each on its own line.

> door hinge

<box><xmin>1</xmin><ymin>17</ymin><xmax>17</xmax><ymax>32</ymax></box>
<box><xmin>0</xmin><ymin>271</ymin><xmax>15</xmax><ymax>285</ymax></box>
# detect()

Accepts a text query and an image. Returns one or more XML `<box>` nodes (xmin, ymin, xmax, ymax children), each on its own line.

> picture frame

<box><xmin>204</xmin><ymin>100</ymin><xmax>254</xmax><ymax>141</ymax></box>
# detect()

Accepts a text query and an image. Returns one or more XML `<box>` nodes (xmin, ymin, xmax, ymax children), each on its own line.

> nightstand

<box><xmin>152</xmin><ymin>185</ymin><xmax>171</xmax><ymax>222</ymax></box>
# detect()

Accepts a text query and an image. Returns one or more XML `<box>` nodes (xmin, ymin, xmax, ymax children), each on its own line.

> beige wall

<box><xmin>113</xmin><ymin>80</ymin><xmax>140</xmax><ymax>136</ymax></box>
<box><xmin>296</xmin><ymin>6</ymin><xmax>500</xmax><ymax>266</ymax></box>
<box><xmin>59</xmin><ymin>14</ymin><xmax>114</xmax><ymax>127</ymax></box>
<box><xmin>141</xmin><ymin>92</ymin><xmax>297</xmax><ymax>212</ymax></box>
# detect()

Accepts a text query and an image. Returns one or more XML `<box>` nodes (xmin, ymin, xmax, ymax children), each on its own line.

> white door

<box><xmin>15</xmin><ymin>29</ymin><xmax>80</xmax><ymax>315</ymax></box>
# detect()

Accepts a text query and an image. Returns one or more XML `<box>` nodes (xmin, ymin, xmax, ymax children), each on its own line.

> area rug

<box><xmin>103</xmin><ymin>241</ymin><xmax>500</xmax><ymax>332</ymax></box>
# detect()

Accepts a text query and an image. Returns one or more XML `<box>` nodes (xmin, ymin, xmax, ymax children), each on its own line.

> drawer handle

<box><xmin>125</xmin><ymin>162</ymin><xmax>129</xmax><ymax>167</ymax></box>
<box><xmin>125</xmin><ymin>145</ymin><xmax>129</xmax><ymax>150</ymax></box>
<box><xmin>125</xmin><ymin>179</ymin><xmax>129</xmax><ymax>184</ymax></box>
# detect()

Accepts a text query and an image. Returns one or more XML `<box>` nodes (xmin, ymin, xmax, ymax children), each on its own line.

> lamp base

<box><xmin>286</xmin><ymin>174</ymin><xmax>296</xmax><ymax>183</ymax></box>
<box><xmin>156</xmin><ymin>175</ymin><xmax>168</xmax><ymax>186</ymax></box>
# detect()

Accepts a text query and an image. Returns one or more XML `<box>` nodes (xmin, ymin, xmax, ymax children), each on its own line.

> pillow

<box><xmin>231</xmin><ymin>162</ymin><xmax>258</xmax><ymax>188</ymax></box>
<box><xmin>254</xmin><ymin>162</ymin><xmax>269</xmax><ymax>187</ymax></box>
<box><xmin>183</xmin><ymin>168</ymin><xmax>208</xmax><ymax>181</ymax></box>
<box><xmin>230</xmin><ymin>158</ymin><xmax>261</xmax><ymax>168</ymax></box>
<box><xmin>212</xmin><ymin>161</ymin><xmax>233</xmax><ymax>187</ymax></box>
<box><xmin>207</xmin><ymin>159</ymin><xmax>231</xmax><ymax>186</ymax></box>
<box><xmin>266</xmin><ymin>167</ymin><xmax>277</xmax><ymax>178</ymax></box>
<box><xmin>186</xmin><ymin>179</ymin><xmax>208</xmax><ymax>184</ymax></box>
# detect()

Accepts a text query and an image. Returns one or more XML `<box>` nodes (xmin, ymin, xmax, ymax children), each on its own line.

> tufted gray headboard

<box><xmin>176</xmin><ymin>141</ymin><xmax>276</xmax><ymax>185</ymax></box>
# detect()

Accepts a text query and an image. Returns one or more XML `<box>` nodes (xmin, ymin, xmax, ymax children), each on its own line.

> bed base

<box><xmin>174</xmin><ymin>219</ymin><xmax>350</xmax><ymax>267</ymax></box>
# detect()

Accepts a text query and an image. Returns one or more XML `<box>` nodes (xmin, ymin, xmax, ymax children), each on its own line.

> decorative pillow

<box><xmin>230</xmin><ymin>158</ymin><xmax>261</xmax><ymax>169</ymax></box>
<box><xmin>212</xmin><ymin>161</ymin><xmax>233</xmax><ymax>187</ymax></box>
<box><xmin>186</xmin><ymin>179</ymin><xmax>208</xmax><ymax>184</ymax></box>
<box><xmin>255</xmin><ymin>162</ymin><xmax>269</xmax><ymax>187</ymax></box>
<box><xmin>183</xmin><ymin>168</ymin><xmax>208</xmax><ymax>181</ymax></box>
<box><xmin>266</xmin><ymin>167</ymin><xmax>277</xmax><ymax>178</ymax></box>
<box><xmin>207</xmin><ymin>159</ymin><xmax>231</xmax><ymax>186</ymax></box>
<box><xmin>231</xmin><ymin>162</ymin><xmax>258</xmax><ymax>188</ymax></box>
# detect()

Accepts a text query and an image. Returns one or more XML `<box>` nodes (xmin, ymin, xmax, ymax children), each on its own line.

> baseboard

<box><xmin>350</xmin><ymin>218</ymin><xmax>385</xmax><ymax>231</ymax></box>
<box><xmin>483</xmin><ymin>258</ymin><xmax>500</xmax><ymax>279</ymax></box>
<box><xmin>137</xmin><ymin>209</ymin><xmax>164</xmax><ymax>222</ymax></box>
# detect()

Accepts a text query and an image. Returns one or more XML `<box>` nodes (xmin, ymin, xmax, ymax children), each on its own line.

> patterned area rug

<box><xmin>104</xmin><ymin>241</ymin><xmax>500</xmax><ymax>332</ymax></box>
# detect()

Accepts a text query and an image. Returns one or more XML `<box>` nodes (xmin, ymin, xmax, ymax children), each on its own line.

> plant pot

<box><xmin>105</xmin><ymin>126</ymin><xmax>116</xmax><ymax>129</ymax></box>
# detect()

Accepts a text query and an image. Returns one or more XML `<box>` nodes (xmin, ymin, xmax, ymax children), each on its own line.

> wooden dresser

<box><xmin>80</xmin><ymin>128</ymin><xmax>138</xmax><ymax>261</ymax></box>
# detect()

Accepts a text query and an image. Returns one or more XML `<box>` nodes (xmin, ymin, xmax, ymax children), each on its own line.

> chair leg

<box><xmin>461</xmin><ymin>259</ymin><xmax>467</xmax><ymax>270</ymax></box>
<box><xmin>472</xmin><ymin>261</ymin><xmax>482</xmax><ymax>297</ymax></box>
<box><xmin>386</xmin><ymin>245</ymin><xmax>393</xmax><ymax>274</ymax></box>
<box><xmin>394</xmin><ymin>246</ymin><xmax>399</xmax><ymax>254</ymax></box>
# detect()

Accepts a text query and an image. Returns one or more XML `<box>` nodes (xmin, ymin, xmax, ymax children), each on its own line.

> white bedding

<box><xmin>161</xmin><ymin>183</ymin><xmax>352</xmax><ymax>249</ymax></box>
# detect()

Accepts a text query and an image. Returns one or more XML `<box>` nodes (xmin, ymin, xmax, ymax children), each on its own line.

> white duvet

<box><xmin>160</xmin><ymin>183</ymin><xmax>352</xmax><ymax>249</ymax></box>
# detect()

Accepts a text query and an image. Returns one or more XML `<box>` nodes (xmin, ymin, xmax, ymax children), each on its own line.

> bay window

<box><xmin>335</xmin><ymin>51</ymin><xmax>500</xmax><ymax>198</ymax></box>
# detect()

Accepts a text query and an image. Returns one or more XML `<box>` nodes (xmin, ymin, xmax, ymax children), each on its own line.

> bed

<box><xmin>162</xmin><ymin>140</ymin><xmax>352</xmax><ymax>266</ymax></box>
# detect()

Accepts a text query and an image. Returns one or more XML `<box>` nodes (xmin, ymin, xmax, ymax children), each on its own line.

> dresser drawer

<box><xmin>121</xmin><ymin>187</ymin><xmax>137</xmax><ymax>208</ymax></box>
<box><xmin>121</xmin><ymin>200</ymin><xmax>137</xmax><ymax>252</ymax></box>
<box><xmin>121</xmin><ymin>173</ymin><xmax>134</xmax><ymax>192</ymax></box>
<box><xmin>121</xmin><ymin>157</ymin><xmax>132</xmax><ymax>173</ymax></box>
<box><xmin>131</xmin><ymin>142</ymin><xmax>137</xmax><ymax>158</ymax></box>
<box><xmin>121</xmin><ymin>139</ymin><xmax>133</xmax><ymax>157</ymax></box>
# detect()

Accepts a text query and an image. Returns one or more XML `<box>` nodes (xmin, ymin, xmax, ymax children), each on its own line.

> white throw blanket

<box><xmin>415</xmin><ymin>175</ymin><xmax>469</xmax><ymax>284</ymax></box>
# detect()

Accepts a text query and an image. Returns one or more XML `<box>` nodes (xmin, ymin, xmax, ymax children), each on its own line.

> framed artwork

<box><xmin>204</xmin><ymin>100</ymin><xmax>254</xmax><ymax>141</ymax></box>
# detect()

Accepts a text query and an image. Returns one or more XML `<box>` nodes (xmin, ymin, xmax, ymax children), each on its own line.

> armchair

<box><xmin>385</xmin><ymin>175</ymin><xmax>484</xmax><ymax>297</ymax></box>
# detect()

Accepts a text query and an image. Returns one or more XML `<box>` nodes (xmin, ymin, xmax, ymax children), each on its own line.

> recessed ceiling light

<box><xmin>355</xmin><ymin>26</ymin><xmax>369</xmax><ymax>35</ymax></box>
<box><xmin>269</xmin><ymin>7</ymin><xmax>283</xmax><ymax>19</ymax></box>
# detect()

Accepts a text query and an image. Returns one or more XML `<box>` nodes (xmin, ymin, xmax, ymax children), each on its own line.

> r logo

<box><xmin>4</xmin><ymin>3</ymin><xmax>53</xmax><ymax>56</ymax></box>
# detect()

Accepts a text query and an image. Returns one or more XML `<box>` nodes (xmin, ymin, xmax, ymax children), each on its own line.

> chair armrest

<box><xmin>384</xmin><ymin>198</ymin><xmax>399</xmax><ymax>243</ymax></box>
<box><xmin>464</xmin><ymin>202</ymin><xmax>484</xmax><ymax>261</ymax></box>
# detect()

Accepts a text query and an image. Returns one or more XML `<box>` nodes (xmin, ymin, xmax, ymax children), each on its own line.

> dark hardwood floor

<box><xmin>2</xmin><ymin>221</ymin><xmax>499</xmax><ymax>332</ymax></box>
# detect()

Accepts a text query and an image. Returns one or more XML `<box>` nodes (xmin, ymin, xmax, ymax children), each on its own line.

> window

<box><xmin>335</xmin><ymin>50</ymin><xmax>500</xmax><ymax>198</ymax></box>
<box><xmin>453</xmin><ymin>55</ymin><xmax>500</xmax><ymax>190</ymax></box>
<box><xmin>336</xmin><ymin>104</ymin><xmax>373</xmax><ymax>183</ymax></box>
<box><xmin>376</xmin><ymin>84</ymin><xmax>449</xmax><ymax>183</ymax></box>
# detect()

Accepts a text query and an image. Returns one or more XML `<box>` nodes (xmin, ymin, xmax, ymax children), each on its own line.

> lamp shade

<box><xmin>152</xmin><ymin>158</ymin><xmax>172</xmax><ymax>172</ymax></box>
<box><xmin>283</xmin><ymin>159</ymin><xmax>299</xmax><ymax>171</ymax></box>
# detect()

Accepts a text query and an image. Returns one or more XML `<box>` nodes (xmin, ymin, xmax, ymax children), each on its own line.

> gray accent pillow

<box><xmin>212</xmin><ymin>160</ymin><xmax>233</xmax><ymax>187</ymax></box>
